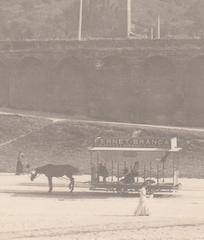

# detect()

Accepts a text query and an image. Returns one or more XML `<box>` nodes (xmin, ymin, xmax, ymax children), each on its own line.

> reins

<box><xmin>33</xmin><ymin>173</ymin><xmax>41</xmax><ymax>180</ymax></box>
<box><xmin>57</xmin><ymin>176</ymin><xmax>70</xmax><ymax>182</ymax></box>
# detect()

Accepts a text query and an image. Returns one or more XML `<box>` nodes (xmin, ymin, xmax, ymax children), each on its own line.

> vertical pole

<box><xmin>149</xmin><ymin>160</ymin><xmax>152</xmax><ymax>179</ymax></box>
<box><xmin>78</xmin><ymin>0</ymin><xmax>83</xmax><ymax>41</ymax></box>
<box><xmin>90</xmin><ymin>151</ymin><xmax>93</xmax><ymax>183</ymax></box>
<box><xmin>144</xmin><ymin>163</ymin><xmax>146</xmax><ymax>182</ymax></box>
<box><xmin>136</xmin><ymin>158</ymin><xmax>139</xmax><ymax>183</ymax></box>
<box><xmin>173</xmin><ymin>155</ymin><xmax>175</xmax><ymax>185</ymax></box>
<box><xmin>151</xmin><ymin>27</ymin><xmax>154</xmax><ymax>40</ymax></box>
<box><xmin>137</xmin><ymin>164</ymin><xmax>139</xmax><ymax>183</ymax></box>
<box><xmin>162</xmin><ymin>160</ymin><xmax>165</xmax><ymax>183</ymax></box>
<box><xmin>157</xmin><ymin>163</ymin><xmax>159</xmax><ymax>184</ymax></box>
<box><xmin>96</xmin><ymin>151</ymin><xmax>99</xmax><ymax>182</ymax></box>
<box><xmin>97</xmin><ymin>151</ymin><xmax>99</xmax><ymax>164</ymax></box>
<box><xmin>111</xmin><ymin>159</ymin><xmax>114</xmax><ymax>182</ymax></box>
<box><xmin>157</xmin><ymin>15</ymin><xmax>161</xmax><ymax>39</ymax></box>
<box><xmin>127</xmin><ymin>0</ymin><xmax>132</xmax><ymax>38</ymax></box>
<box><xmin>117</xmin><ymin>161</ymin><xmax>120</xmax><ymax>183</ymax></box>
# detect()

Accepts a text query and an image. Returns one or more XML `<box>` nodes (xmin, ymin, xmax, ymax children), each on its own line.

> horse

<box><xmin>30</xmin><ymin>164</ymin><xmax>79</xmax><ymax>192</ymax></box>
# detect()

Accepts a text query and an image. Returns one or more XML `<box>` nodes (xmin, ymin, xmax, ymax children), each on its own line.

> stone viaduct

<box><xmin>1</xmin><ymin>39</ymin><xmax>204</xmax><ymax>126</ymax></box>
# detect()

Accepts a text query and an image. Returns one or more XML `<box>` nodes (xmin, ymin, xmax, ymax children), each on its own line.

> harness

<box><xmin>33</xmin><ymin>173</ymin><xmax>71</xmax><ymax>182</ymax></box>
<box><xmin>33</xmin><ymin>173</ymin><xmax>41</xmax><ymax>180</ymax></box>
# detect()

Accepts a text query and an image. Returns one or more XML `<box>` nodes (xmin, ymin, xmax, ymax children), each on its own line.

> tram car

<box><xmin>88</xmin><ymin>136</ymin><xmax>182</xmax><ymax>194</ymax></box>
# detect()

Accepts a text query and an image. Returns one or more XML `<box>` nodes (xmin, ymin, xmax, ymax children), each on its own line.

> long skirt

<box><xmin>134</xmin><ymin>199</ymin><xmax>150</xmax><ymax>216</ymax></box>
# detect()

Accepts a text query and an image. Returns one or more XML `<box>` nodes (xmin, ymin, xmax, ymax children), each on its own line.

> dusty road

<box><xmin>0</xmin><ymin>174</ymin><xmax>204</xmax><ymax>240</ymax></box>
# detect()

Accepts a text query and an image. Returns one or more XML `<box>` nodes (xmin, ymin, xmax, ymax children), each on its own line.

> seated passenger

<box><xmin>120</xmin><ymin>161</ymin><xmax>139</xmax><ymax>184</ymax></box>
<box><xmin>120</xmin><ymin>168</ymin><xmax>135</xmax><ymax>184</ymax></box>
<box><xmin>97</xmin><ymin>163</ymin><xmax>109</xmax><ymax>183</ymax></box>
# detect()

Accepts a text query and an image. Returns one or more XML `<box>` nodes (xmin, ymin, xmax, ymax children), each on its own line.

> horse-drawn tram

<box><xmin>88</xmin><ymin>137</ymin><xmax>182</xmax><ymax>194</ymax></box>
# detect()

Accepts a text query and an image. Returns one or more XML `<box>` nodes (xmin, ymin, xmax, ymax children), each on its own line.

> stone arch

<box><xmin>184</xmin><ymin>55</ymin><xmax>204</xmax><ymax>126</ymax></box>
<box><xmin>141</xmin><ymin>56</ymin><xmax>177</xmax><ymax>124</ymax></box>
<box><xmin>0</xmin><ymin>62</ymin><xmax>9</xmax><ymax>106</ymax></box>
<box><xmin>53</xmin><ymin>57</ymin><xmax>88</xmax><ymax>115</ymax></box>
<box><xmin>14</xmin><ymin>57</ymin><xmax>46</xmax><ymax>110</ymax></box>
<box><xmin>95</xmin><ymin>55</ymin><xmax>131</xmax><ymax>121</ymax></box>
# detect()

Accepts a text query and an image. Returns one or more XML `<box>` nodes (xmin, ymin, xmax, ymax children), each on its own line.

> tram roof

<box><xmin>89</xmin><ymin>137</ymin><xmax>182</xmax><ymax>152</ymax></box>
<box><xmin>88</xmin><ymin>147</ymin><xmax>182</xmax><ymax>152</ymax></box>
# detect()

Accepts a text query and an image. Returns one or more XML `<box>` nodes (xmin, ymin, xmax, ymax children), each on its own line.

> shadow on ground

<box><xmin>0</xmin><ymin>190</ymin><xmax>178</xmax><ymax>200</ymax></box>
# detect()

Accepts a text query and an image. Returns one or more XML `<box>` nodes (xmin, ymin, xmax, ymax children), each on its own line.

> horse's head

<box><xmin>30</xmin><ymin>169</ymin><xmax>37</xmax><ymax>181</ymax></box>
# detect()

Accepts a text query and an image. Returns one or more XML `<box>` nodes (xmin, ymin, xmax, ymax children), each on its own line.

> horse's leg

<box><xmin>66</xmin><ymin>175</ymin><xmax>74</xmax><ymax>192</ymax></box>
<box><xmin>70</xmin><ymin>177</ymin><xmax>74</xmax><ymax>192</ymax></box>
<box><xmin>47</xmin><ymin>176</ymin><xmax>53</xmax><ymax>192</ymax></box>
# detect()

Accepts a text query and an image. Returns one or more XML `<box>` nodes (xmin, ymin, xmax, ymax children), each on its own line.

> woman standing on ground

<box><xmin>134</xmin><ymin>183</ymin><xmax>150</xmax><ymax>216</ymax></box>
<box><xmin>16</xmin><ymin>152</ymin><xmax>24</xmax><ymax>175</ymax></box>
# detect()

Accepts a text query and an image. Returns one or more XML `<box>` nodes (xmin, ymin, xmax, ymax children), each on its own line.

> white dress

<box><xmin>134</xmin><ymin>187</ymin><xmax>150</xmax><ymax>216</ymax></box>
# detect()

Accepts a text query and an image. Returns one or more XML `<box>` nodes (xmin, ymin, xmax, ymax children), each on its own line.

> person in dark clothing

<box><xmin>97</xmin><ymin>163</ymin><xmax>109</xmax><ymax>183</ymax></box>
<box><xmin>120</xmin><ymin>161</ymin><xmax>139</xmax><ymax>184</ymax></box>
<box><xmin>120</xmin><ymin>168</ymin><xmax>135</xmax><ymax>184</ymax></box>
<box><xmin>16</xmin><ymin>152</ymin><xmax>24</xmax><ymax>175</ymax></box>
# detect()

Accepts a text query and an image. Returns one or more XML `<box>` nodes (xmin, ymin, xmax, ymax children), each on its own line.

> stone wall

<box><xmin>0</xmin><ymin>39</ymin><xmax>204</xmax><ymax>126</ymax></box>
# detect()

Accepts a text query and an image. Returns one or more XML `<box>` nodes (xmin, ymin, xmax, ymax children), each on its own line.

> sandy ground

<box><xmin>0</xmin><ymin>174</ymin><xmax>204</xmax><ymax>240</ymax></box>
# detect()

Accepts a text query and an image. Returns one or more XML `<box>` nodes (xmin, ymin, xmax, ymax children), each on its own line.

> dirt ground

<box><xmin>1</xmin><ymin>174</ymin><xmax>204</xmax><ymax>240</ymax></box>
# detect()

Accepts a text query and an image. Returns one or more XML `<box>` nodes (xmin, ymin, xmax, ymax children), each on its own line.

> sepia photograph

<box><xmin>1</xmin><ymin>0</ymin><xmax>204</xmax><ymax>239</ymax></box>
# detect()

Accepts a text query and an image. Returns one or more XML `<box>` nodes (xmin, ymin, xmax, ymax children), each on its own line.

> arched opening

<box><xmin>185</xmin><ymin>56</ymin><xmax>204</xmax><ymax>126</ymax></box>
<box><xmin>141</xmin><ymin>56</ymin><xmax>177</xmax><ymax>124</ymax></box>
<box><xmin>96</xmin><ymin>56</ymin><xmax>131</xmax><ymax>122</ymax></box>
<box><xmin>14</xmin><ymin>57</ymin><xmax>46</xmax><ymax>110</ymax></box>
<box><xmin>53</xmin><ymin>57</ymin><xmax>88</xmax><ymax>115</ymax></box>
<box><xmin>0</xmin><ymin>63</ymin><xmax>9</xmax><ymax>106</ymax></box>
